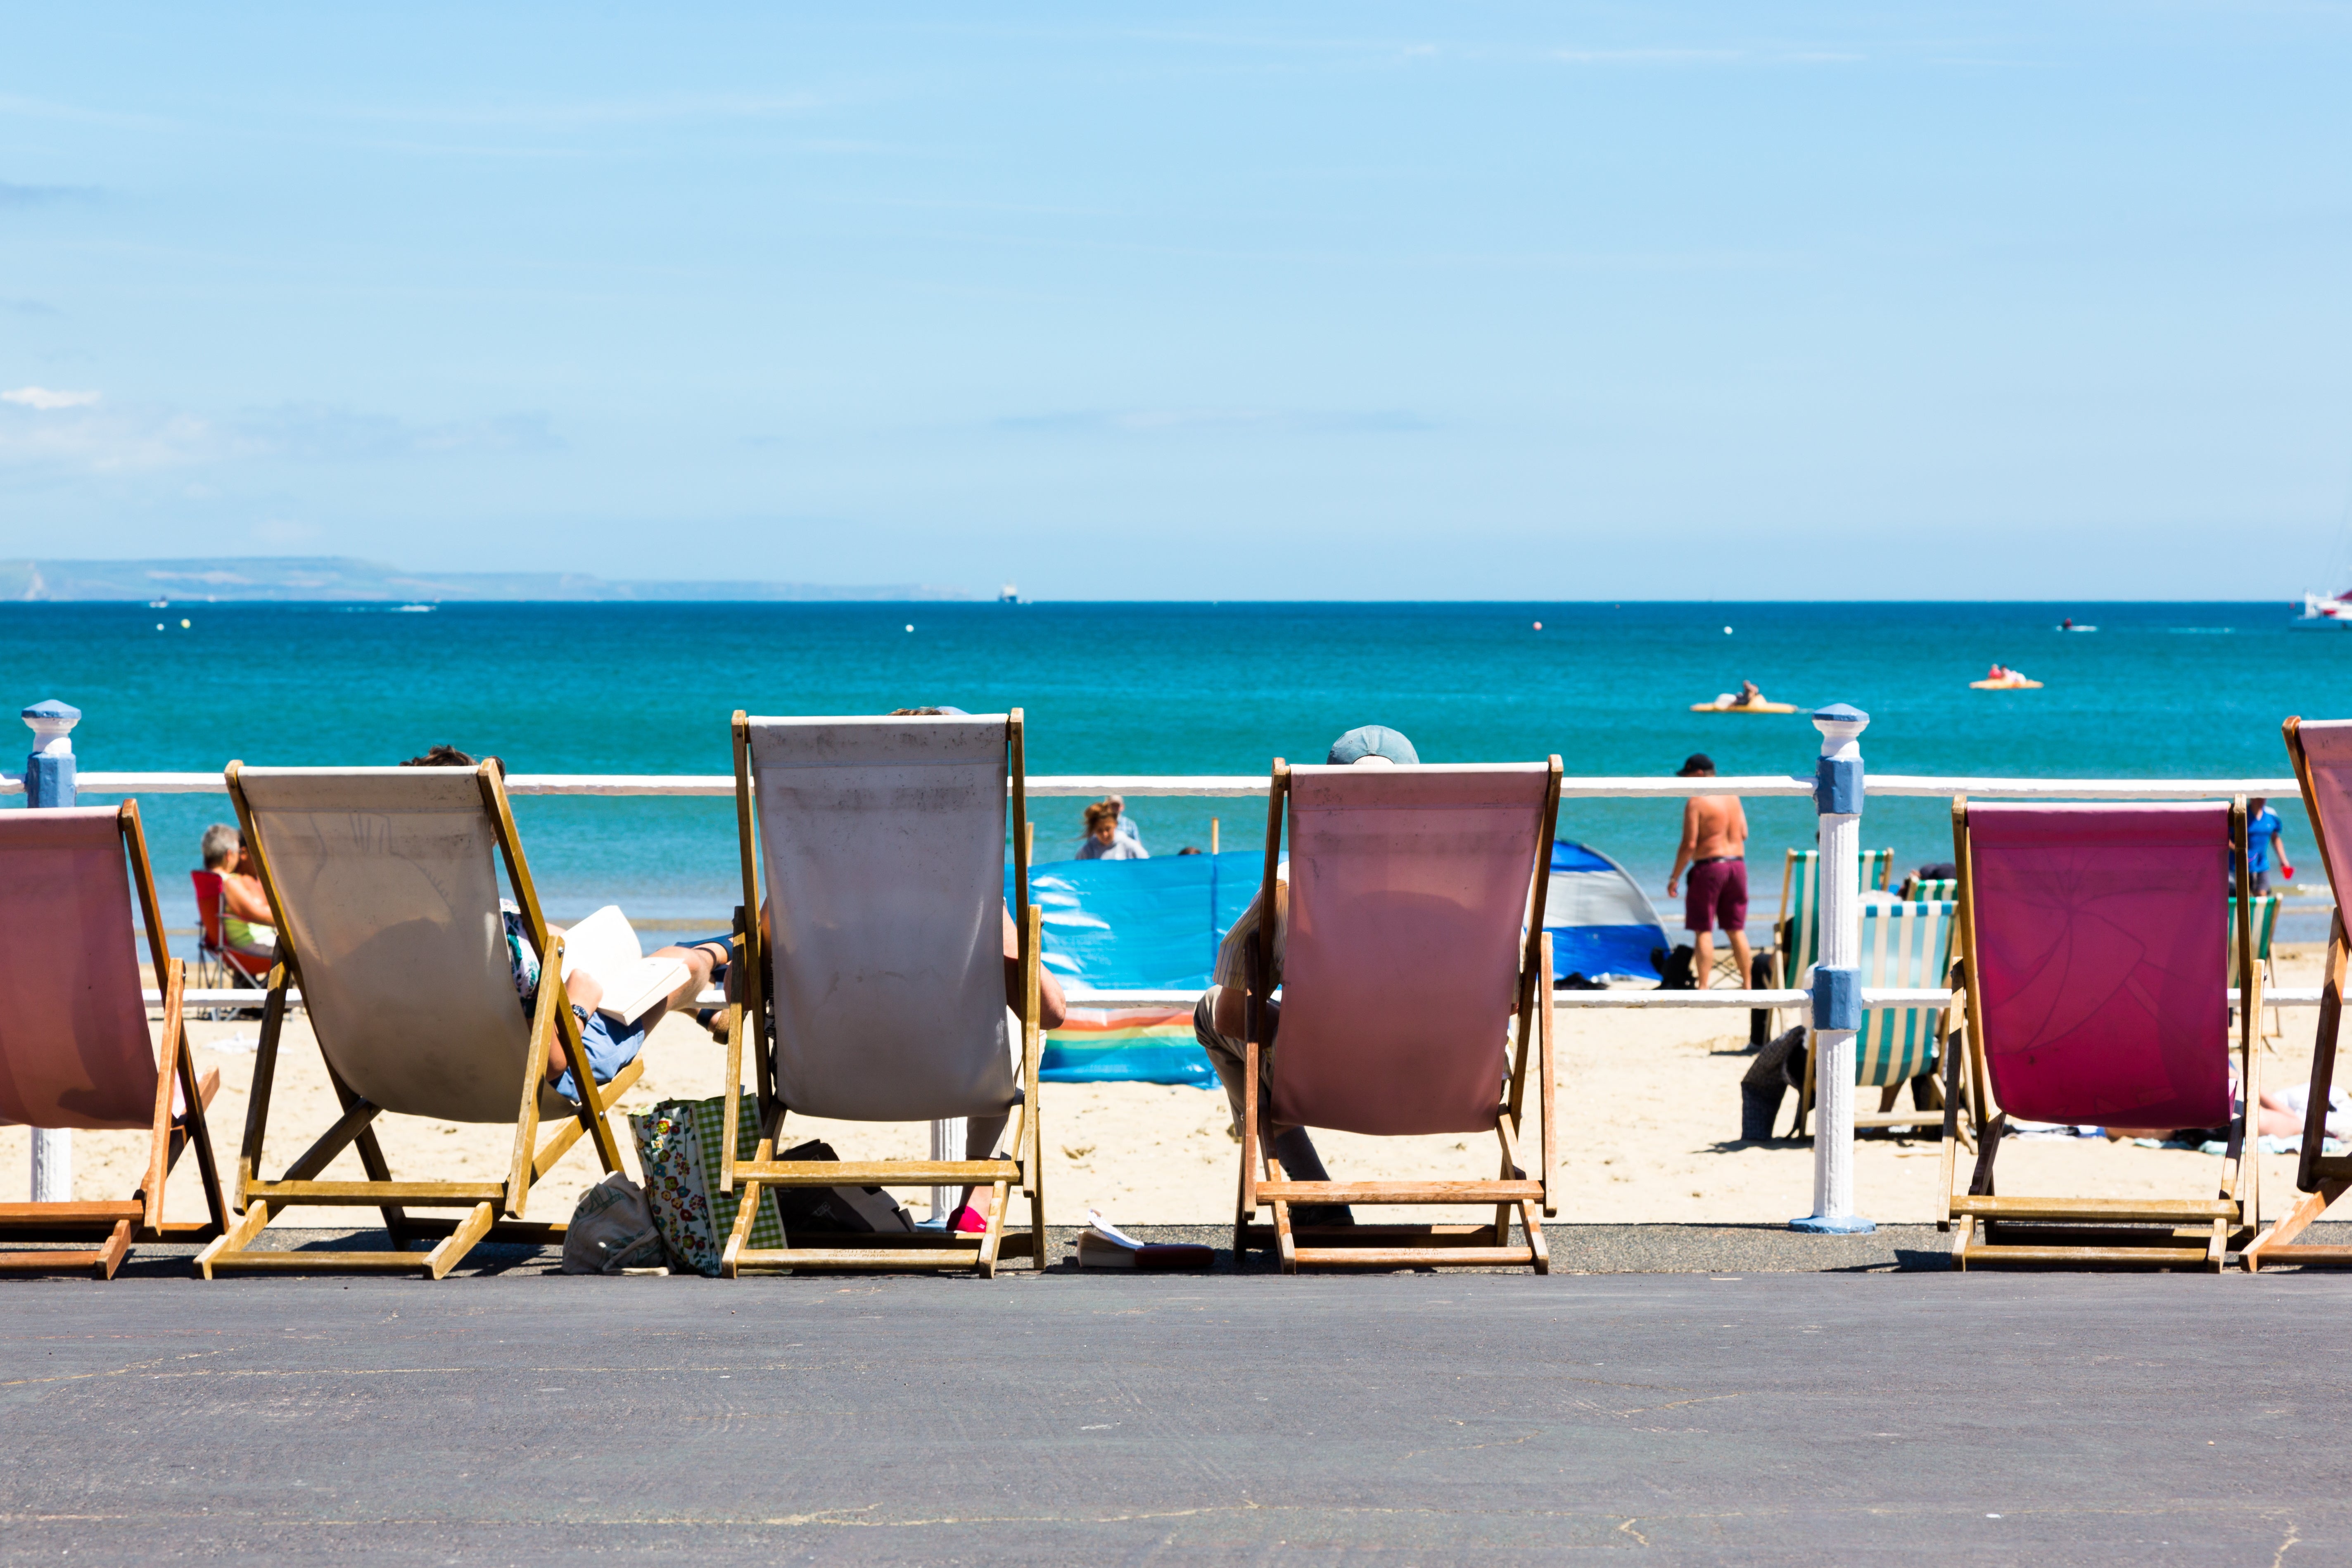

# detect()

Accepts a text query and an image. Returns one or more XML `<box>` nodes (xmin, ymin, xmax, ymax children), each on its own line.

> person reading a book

<box><xmin>500</xmin><ymin>905</ymin><xmax>731</xmax><ymax>1101</ymax></box>
<box><xmin>1190</xmin><ymin>722</ymin><xmax>1422</xmax><ymax>1229</ymax></box>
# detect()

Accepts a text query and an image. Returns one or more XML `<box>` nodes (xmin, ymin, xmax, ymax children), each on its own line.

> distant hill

<box><xmin>0</xmin><ymin>557</ymin><xmax>971</xmax><ymax>603</ymax></box>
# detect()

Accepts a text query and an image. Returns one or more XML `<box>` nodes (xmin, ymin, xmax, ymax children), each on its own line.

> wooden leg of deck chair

<box><xmin>422</xmin><ymin>1203</ymin><xmax>497</xmax><ymax>1281</ymax></box>
<box><xmin>1519</xmin><ymin>1199</ymin><xmax>1549</xmax><ymax>1274</ymax></box>
<box><xmin>720</xmin><ymin>1180</ymin><xmax>762</xmax><ymax>1278</ymax></box>
<box><xmin>195</xmin><ymin>1200</ymin><xmax>273</xmax><ymax>1279</ymax></box>
<box><xmin>1268</xmin><ymin>1156</ymin><xmax>1297</xmax><ymax>1274</ymax></box>
<box><xmin>90</xmin><ymin>1219</ymin><xmax>134</xmax><ymax>1281</ymax></box>
<box><xmin>978</xmin><ymin>1179</ymin><xmax>1009</xmax><ymax>1279</ymax></box>
<box><xmin>2205</xmin><ymin>1217</ymin><xmax>2227</xmax><ymax>1273</ymax></box>
<box><xmin>1236</xmin><ymin>1039</ymin><xmax>1263</xmax><ymax>1260</ymax></box>
<box><xmin>1951</xmin><ymin>1214</ymin><xmax>1975</xmax><ymax>1269</ymax></box>
<box><xmin>2244</xmin><ymin>1180</ymin><xmax>2352</xmax><ymax>1270</ymax></box>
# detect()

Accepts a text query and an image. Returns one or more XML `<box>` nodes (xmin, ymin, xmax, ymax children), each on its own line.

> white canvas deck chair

<box><xmin>2248</xmin><ymin>718</ymin><xmax>2352</xmax><ymax>1268</ymax></box>
<box><xmin>719</xmin><ymin>711</ymin><xmax>1043</xmax><ymax>1276</ymax></box>
<box><xmin>0</xmin><ymin>804</ymin><xmax>229</xmax><ymax>1277</ymax></box>
<box><xmin>1793</xmin><ymin>900</ymin><xmax>1972</xmax><ymax>1144</ymax></box>
<box><xmin>1235</xmin><ymin>757</ymin><xmax>1563</xmax><ymax>1273</ymax></box>
<box><xmin>195</xmin><ymin>764</ymin><xmax>642</xmax><ymax>1279</ymax></box>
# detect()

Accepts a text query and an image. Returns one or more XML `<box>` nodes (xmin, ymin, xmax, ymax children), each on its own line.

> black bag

<box><xmin>1653</xmin><ymin>944</ymin><xmax>1697</xmax><ymax>990</ymax></box>
<box><xmin>769</xmin><ymin>1139</ymin><xmax>916</xmax><ymax>1235</ymax></box>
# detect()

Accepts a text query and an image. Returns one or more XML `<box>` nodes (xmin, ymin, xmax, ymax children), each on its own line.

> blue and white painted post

<box><xmin>22</xmin><ymin>699</ymin><xmax>81</xmax><ymax>1206</ymax></box>
<box><xmin>1792</xmin><ymin>703</ymin><xmax>1875</xmax><ymax>1235</ymax></box>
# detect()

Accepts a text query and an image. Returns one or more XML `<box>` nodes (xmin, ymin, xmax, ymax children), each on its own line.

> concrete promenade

<box><xmin>4</xmin><ymin>1229</ymin><xmax>2349</xmax><ymax>1563</ymax></box>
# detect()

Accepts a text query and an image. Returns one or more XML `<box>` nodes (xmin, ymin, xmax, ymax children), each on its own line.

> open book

<box><xmin>555</xmin><ymin>905</ymin><xmax>690</xmax><ymax>1027</ymax></box>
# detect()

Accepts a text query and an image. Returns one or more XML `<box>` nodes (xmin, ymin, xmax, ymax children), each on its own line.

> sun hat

<box><xmin>1327</xmin><ymin>725</ymin><xmax>1419</xmax><ymax>766</ymax></box>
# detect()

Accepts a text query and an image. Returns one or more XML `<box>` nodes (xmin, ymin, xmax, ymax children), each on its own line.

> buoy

<box><xmin>904</xmin><ymin>624</ymin><xmax>914</xmax><ymax>633</ymax></box>
<box><xmin>1532</xmin><ymin>621</ymin><xmax>1542</xmax><ymax>631</ymax></box>
<box><xmin>180</xmin><ymin>618</ymin><xmax>190</xmax><ymax>629</ymax></box>
<box><xmin>1723</xmin><ymin>626</ymin><xmax>1733</xmax><ymax>635</ymax></box>
<box><xmin>155</xmin><ymin>623</ymin><xmax>164</xmax><ymax>631</ymax></box>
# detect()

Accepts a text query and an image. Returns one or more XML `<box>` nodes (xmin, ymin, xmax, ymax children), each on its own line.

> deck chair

<box><xmin>2247</xmin><ymin>718</ymin><xmax>2352</xmax><ymax>1268</ymax></box>
<box><xmin>1235</xmin><ymin>757</ymin><xmax>1564</xmax><ymax>1273</ymax></box>
<box><xmin>194</xmin><ymin>763</ymin><xmax>642</xmax><ymax>1280</ymax></box>
<box><xmin>717</xmin><ymin>711</ymin><xmax>1044</xmax><ymax>1277</ymax></box>
<box><xmin>1768</xmin><ymin>846</ymin><xmax>1894</xmax><ymax>1034</ymax></box>
<box><xmin>0</xmin><ymin>804</ymin><xmax>228</xmax><ymax>1277</ymax></box>
<box><xmin>1902</xmin><ymin>876</ymin><xmax>1958</xmax><ymax>902</ymax></box>
<box><xmin>2225</xmin><ymin>893</ymin><xmax>2283</xmax><ymax>1043</ymax></box>
<box><xmin>1943</xmin><ymin>798</ymin><xmax>2255</xmax><ymax>1270</ymax></box>
<box><xmin>1793</xmin><ymin>900</ymin><xmax>1971</xmax><ymax>1143</ymax></box>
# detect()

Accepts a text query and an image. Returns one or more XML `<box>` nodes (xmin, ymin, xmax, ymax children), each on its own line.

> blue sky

<box><xmin>3</xmin><ymin>4</ymin><xmax>2348</xmax><ymax>598</ymax></box>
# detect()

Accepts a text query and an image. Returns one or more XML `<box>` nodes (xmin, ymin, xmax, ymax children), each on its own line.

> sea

<box><xmin>2</xmin><ymin>599</ymin><xmax>2338</xmax><ymax>939</ymax></box>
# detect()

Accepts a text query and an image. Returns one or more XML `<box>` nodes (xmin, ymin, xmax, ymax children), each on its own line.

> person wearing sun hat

<box><xmin>1189</xmin><ymin>724</ymin><xmax>1422</xmax><ymax>1226</ymax></box>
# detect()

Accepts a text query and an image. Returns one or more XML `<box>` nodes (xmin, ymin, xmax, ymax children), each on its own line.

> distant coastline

<box><xmin>0</xmin><ymin>556</ymin><xmax>971</xmax><ymax>603</ymax></box>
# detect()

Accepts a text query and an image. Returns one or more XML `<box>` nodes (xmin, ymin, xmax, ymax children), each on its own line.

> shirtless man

<box><xmin>1665</xmin><ymin>753</ymin><xmax>1752</xmax><ymax>989</ymax></box>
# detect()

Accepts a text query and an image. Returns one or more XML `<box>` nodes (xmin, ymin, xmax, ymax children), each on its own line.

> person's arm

<box><xmin>2273</xmin><ymin>821</ymin><xmax>2296</xmax><ymax>879</ymax></box>
<box><xmin>220</xmin><ymin>872</ymin><xmax>274</xmax><ymax>924</ymax></box>
<box><xmin>1668</xmin><ymin>799</ymin><xmax>1700</xmax><ymax>895</ymax></box>
<box><xmin>1209</xmin><ymin>892</ymin><xmax>1266</xmax><ymax>1039</ymax></box>
<box><xmin>1729</xmin><ymin>797</ymin><xmax>1749</xmax><ymax>856</ymax></box>
<box><xmin>1003</xmin><ymin>904</ymin><xmax>1067</xmax><ymax>1029</ymax></box>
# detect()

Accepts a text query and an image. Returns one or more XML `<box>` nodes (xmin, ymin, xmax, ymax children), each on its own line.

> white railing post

<box><xmin>1793</xmin><ymin>702</ymin><xmax>1875</xmax><ymax>1235</ymax></box>
<box><xmin>22</xmin><ymin>698</ymin><xmax>81</xmax><ymax>1205</ymax></box>
<box><xmin>929</xmin><ymin>1118</ymin><xmax>966</xmax><ymax>1225</ymax></box>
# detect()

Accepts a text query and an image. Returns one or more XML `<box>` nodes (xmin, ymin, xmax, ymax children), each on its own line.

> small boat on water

<box><xmin>1972</xmin><ymin>665</ymin><xmax>2042</xmax><ymax>690</ymax></box>
<box><xmin>2291</xmin><ymin>591</ymin><xmax>2352</xmax><ymax>630</ymax></box>
<box><xmin>2058</xmin><ymin>617</ymin><xmax>2096</xmax><ymax>632</ymax></box>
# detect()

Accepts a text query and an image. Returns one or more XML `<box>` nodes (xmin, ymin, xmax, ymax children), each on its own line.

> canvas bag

<box><xmin>628</xmin><ymin>1092</ymin><xmax>786</xmax><ymax>1277</ymax></box>
<box><xmin>560</xmin><ymin>1172</ymin><xmax>667</xmax><ymax>1274</ymax></box>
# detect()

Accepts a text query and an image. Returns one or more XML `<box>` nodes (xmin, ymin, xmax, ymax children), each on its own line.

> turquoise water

<box><xmin>1</xmin><ymin>600</ymin><xmax>2335</xmax><ymax>933</ymax></box>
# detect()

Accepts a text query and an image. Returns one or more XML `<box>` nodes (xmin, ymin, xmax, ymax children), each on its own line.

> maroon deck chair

<box><xmin>1235</xmin><ymin>757</ymin><xmax>1562</xmax><ymax>1273</ymax></box>
<box><xmin>0</xmin><ymin>804</ymin><xmax>228</xmax><ymax>1277</ymax></box>
<box><xmin>1943</xmin><ymin>798</ymin><xmax>2255</xmax><ymax>1269</ymax></box>
<box><xmin>2246</xmin><ymin>717</ymin><xmax>2352</xmax><ymax>1269</ymax></box>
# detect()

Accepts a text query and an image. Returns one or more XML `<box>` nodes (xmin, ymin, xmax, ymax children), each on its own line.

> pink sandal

<box><xmin>951</xmin><ymin>1204</ymin><xmax>990</xmax><ymax>1234</ymax></box>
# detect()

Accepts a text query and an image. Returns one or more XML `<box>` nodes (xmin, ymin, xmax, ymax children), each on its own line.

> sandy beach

<box><xmin>3</xmin><ymin>943</ymin><xmax>2323</xmax><ymax>1248</ymax></box>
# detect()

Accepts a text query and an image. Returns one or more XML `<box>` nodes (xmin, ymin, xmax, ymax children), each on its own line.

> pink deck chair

<box><xmin>0</xmin><ymin>804</ymin><xmax>228</xmax><ymax>1277</ymax></box>
<box><xmin>2247</xmin><ymin>717</ymin><xmax>2352</xmax><ymax>1269</ymax></box>
<box><xmin>1943</xmin><ymin>798</ymin><xmax>2255</xmax><ymax>1269</ymax></box>
<box><xmin>1235</xmin><ymin>757</ymin><xmax>1562</xmax><ymax>1273</ymax></box>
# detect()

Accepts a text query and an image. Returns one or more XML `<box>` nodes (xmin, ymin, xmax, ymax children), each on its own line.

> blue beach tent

<box><xmin>1543</xmin><ymin>840</ymin><xmax>1668</xmax><ymax>982</ymax></box>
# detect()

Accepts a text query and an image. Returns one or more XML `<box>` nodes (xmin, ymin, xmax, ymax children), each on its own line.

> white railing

<box><xmin>9</xmin><ymin>769</ymin><xmax>2310</xmax><ymax>799</ymax></box>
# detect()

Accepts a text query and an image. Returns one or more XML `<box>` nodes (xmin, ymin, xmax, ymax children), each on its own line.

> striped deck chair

<box><xmin>195</xmin><ymin>763</ymin><xmax>643</xmax><ymax>1280</ymax></box>
<box><xmin>1769</xmin><ymin>846</ymin><xmax>1895</xmax><ymax>1032</ymax></box>
<box><xmin>1236</xmin><ymin>757</ymin><xmax>1563</xmax><ymax>1274</ymax></box>
<box><xmin>0</xmin><ymin>804</ymin><xmax>229</xmax><ymax>1277</ymax></box>
<box><xmin>1902</xmin><ymin>876</ymin><xmax>1958</xmax><ymax>902</ymax></box>
<box><xmin>1944</xmin><ymin>798</ymin><xmax>2255</xmax><ymax>1269</ymax></box>
<box><xmin>2225</xmin><ymin>894</ymin><xmax>2283</xmax><ymax>1041</ymax></box>
<box><xmin>718</xmin><ymin>711</ymin><xmax>1044</xmax><ymax>1277</ymax></box>
<box><xmin>2248</xmin><ymin>719</ymin><xmax>2352</xmax><ymax>1268</ymax></box>
<box><xmin>1794</xmin><ymin>900</ymin><xmax>1970</xmax><ymax>1143</ymax></box>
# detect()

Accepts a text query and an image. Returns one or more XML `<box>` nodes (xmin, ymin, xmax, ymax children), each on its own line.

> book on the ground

<box><xmin>1071</xmin><ymin>1208</ymin><xmax>1214</xmax><ymax>1271</ymax></box>
<box><xmin>555</xmin><ymin>905</ymin><xmax>690</xmax><ymax>1026</ymax></box>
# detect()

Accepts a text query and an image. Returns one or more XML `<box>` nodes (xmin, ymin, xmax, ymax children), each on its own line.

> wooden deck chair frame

<box><xmin>195</xmin><ymin>761</ymin><xmax>642</xmax><ymax>1280</ymax></box>
<box><xmin>0</xmin><ymin>802</ymin><xmax>230</xmax><ymax>1278</ymax></box>
<box><xmin>2247</xmin><ymin>717</ymin><xmax>2352</xmax><ymax>1268</ymax></box>
<box><xmin>716</xmin><ymin>709</ymin><xmax>1044</xmax><ymax>1278</ymax></box>
<box><xmin>2226</xmin><ymin>893</ymin><xmax>2284</xmax><ymax>1044</ymax></box>
<box><xmin>1941</xmin><ymin>796</ymin><xmax>2257</xmax><ymax>1271</ymax></box>
<box><xmin>1235</xmin><ymin>756</ymin><xmax>1564</xmax><ymax>1274</ymax></box>
<box><xmin>1792</xmin><ymin>900</ymin><xmax>1975</xmax><ymax>1147</ymax></box>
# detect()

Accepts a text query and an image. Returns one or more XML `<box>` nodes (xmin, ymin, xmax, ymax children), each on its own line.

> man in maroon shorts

<box><xmin>1666</xmin><ymin>753</ymin><xmax>1752</xmax><ymax>989</ymax></box>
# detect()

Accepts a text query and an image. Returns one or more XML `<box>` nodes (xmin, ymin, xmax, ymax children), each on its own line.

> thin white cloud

<box><xmin>2</xmin><ymin>386</ymin><xmax>102</xmax><ymax>410</ymax></box>
<box><xmin>1552</xmin><ymin>46</ymin><xmax>1863</xmax><ymax>65</ymax></box>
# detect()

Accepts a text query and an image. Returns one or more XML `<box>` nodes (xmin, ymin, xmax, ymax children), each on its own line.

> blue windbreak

<box><xmin>1008</xmin><ymin>851</ymin><xmax>1263</xmax><ymax>991</ymax></box>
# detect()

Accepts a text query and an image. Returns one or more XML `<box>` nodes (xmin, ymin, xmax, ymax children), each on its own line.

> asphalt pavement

<box><xmin>3</xmin><ymin>1230</ymin><xmax>2347</xmax><ymax>1563</ymax></box>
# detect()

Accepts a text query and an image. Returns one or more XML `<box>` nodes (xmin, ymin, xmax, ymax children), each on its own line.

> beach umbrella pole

<box><xmin>1792</xmin><ymin>703</ymin><xmax>1876</xmax><ymax>1235</ymax></box>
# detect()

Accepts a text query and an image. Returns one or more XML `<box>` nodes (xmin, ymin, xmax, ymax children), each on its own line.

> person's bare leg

<box><xmin>1729</xmin><ymin>929</ymin><xmax>1755</xmax><ymax>989</ymax></box>
<box><xmin>1693</xmin><ymin>930</ymin><xmax>1718</xmax><ymax>989</ymax></box>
